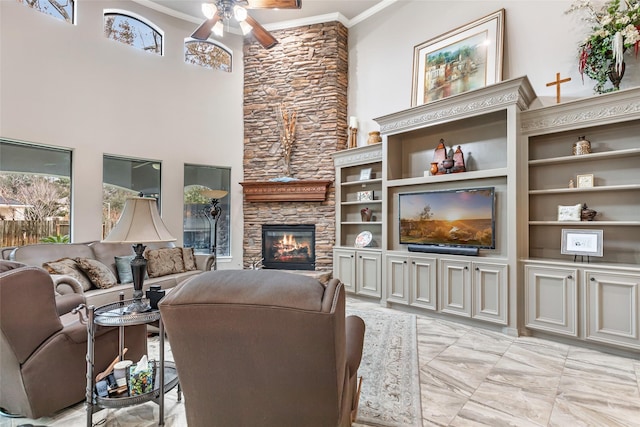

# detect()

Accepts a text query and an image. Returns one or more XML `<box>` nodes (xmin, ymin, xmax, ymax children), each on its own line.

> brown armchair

<box><xmin>159</xmin><ymin>270</ymin><xmax>365</xmax><ymax>427</ymax></box>
<box><xmin>0</xmin><ymin>264</ymin><xmax>147</xmax><ymax>419</ymax></box>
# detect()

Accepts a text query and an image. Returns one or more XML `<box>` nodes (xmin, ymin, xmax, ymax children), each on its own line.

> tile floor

<box><xmin>3</xmin><ymin>298</ymin><xmax>640</xmax><ymax>426</ymax></box>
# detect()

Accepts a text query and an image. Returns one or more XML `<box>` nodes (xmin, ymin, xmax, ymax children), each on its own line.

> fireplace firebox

<box><xmin>262</xmin><ymin>225</ymin><xmax>315</xmax><ymax>270</ymax></box>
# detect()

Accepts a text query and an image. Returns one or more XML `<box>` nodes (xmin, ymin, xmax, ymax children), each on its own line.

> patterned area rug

<box><xmin>348</xmin><ymin>309</ymin><xmax>422</xmax><ymax>427</ymax></box>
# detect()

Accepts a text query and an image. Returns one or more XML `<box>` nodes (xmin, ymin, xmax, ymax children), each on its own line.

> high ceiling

<box><xmin>145</xmin><ymin>0</ymin><xmax>387</xmax><ymax>26</ymax></box>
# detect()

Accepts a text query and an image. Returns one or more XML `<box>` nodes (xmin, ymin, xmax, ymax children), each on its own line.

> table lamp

<box><xmin>200</xmin><ymin>189</ymin><xmax>228</xmax><ymax>270</ymax></box>
<box><xmin>103</xmin><ymin>196</ymin><xmax>176</xmax><ymax>313</ymax></box>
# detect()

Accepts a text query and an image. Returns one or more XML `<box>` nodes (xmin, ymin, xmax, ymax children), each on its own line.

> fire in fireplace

<box><xmin>262</xmin><ymin>224</ymin><xmax>315</xmax><ymax>270</ymax></box>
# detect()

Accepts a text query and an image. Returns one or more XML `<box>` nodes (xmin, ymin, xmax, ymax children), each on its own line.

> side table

<box><xmin>75</xmin><ymin>296</ymin><xmax>180</xmax><ymax>427</ymax></box>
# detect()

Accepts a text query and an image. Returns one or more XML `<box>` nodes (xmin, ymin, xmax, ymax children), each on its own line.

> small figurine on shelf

<box><xmin>452</xmin><ymin>146</ymin><xmax>466</xmax><ymax>173</ymax></box>
<box><xmin>569</xmin><ymin>179</ymin><xmax>575</xmax><ymax>188</ymax></box>
<box><xmin>360</xmin><ymin>207</ymin><xmax>372</xmax><ymax>222</ymax></box>
<box><xmin>432</xmin><ymin>139</ymin><xmax>447</xmax><ymax>174</ymax></box>
<box><xmin>581</xmin><ymin>203</ymin><xmax>597</xmax><ymax>221</ymax></box>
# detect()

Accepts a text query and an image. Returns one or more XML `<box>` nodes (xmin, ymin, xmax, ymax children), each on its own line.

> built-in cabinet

<box><xmin>332</xmin><ymin>145</ymin><xmax>383</xmax><ymax>298</ymax></box>
<box><xmin>521</xmin><ymin>87</ymin><xmax>640</xmax><ymax>351</ymax></box>
<box><xmin>373</xmin><ymin>77</ymin><xmax>535</xmax><ymax>334</ymax></box>
<box><xmin>333</xmin><ymin>80</ymin><xmax>639</xmax><ymax>351</ymax></box>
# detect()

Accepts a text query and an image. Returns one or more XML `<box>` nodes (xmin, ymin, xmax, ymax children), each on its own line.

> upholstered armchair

<box><xmin>160</xmin><ymin>270</ymin><xmax>365</xmax><ymax>427</ymax></box>
<box><xmin>0</xmin><ymin>264</ymin><xmax>147</xmax><ymax>419</ymax></box>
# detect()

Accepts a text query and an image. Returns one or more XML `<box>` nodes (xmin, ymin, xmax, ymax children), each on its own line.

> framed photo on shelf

<box><xmin>411</xmin><ymin>9</ymin><xmax>505</xmax><ymax>106</ymax></box>
<box><xmin>357</xmin><ymin>190</ymin><xmax>374</xmax><ymax>201</ymax></box>
<box><xmin>576</xmin><ymin>173</ymin><xmax>594</xmax><ymax>188</ymax></box>
<box><xmin>557</xmin><ymin>204</ymin><xmax>582</xmax><ymax>221</ymax></box>
<box><xmin>561</xmin><ymin>229</ymin><xmax>603</xmax><ymax>257</ymax></box>
<box><xmin>359</xmin><ymin>168</ymin><xmax>372</xmax><ymax>180</ymax></box>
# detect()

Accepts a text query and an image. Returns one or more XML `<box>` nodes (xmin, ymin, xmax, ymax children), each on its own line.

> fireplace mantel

<box><xmin>240</xmin><ymin>180</ymin><xmax>332</xmax><ymax>202</ymax></box>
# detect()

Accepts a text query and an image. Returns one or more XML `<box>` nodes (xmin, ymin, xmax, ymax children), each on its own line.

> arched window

<box><xmin>184</xmin><ymin>40</ymin><xmax>232</xmax><ymax>73</ymax></box>
<box><xmin>19</xmin><ymin>0</ymin><xmax>75</xmax><ymax>24</ymax></box>
<box><xmin>103</xmin><ymin>10</ymin><xmax>163</xmax><ymax>56</ymax></box>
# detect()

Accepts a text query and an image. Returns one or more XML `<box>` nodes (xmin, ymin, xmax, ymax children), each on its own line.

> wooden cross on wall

<box><xmin>546</xmin><ymin>72</ymin><xmax>571</xmax><ymax>104</ymax></box>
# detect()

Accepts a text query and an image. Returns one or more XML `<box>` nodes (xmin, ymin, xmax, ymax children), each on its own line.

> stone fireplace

<box><xmin>242</xmin><ymin>21</ymin><xmax>348</xmax><ymax>271</ymax></box>
<box><xmin>262</xmin><ymin>224</ymin><xmax>315</xmax><ymax>270</ymax></box>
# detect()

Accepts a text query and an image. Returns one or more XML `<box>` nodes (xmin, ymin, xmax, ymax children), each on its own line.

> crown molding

<box><xmin>134</xmin><ymin>0</ymin><xmax>398</xmax><ymax>31</ymax></box>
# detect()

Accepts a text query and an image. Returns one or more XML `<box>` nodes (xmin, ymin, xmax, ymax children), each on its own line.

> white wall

<box><xmin>0</xmin><ymin>0</ymin><xmax>246</xmax><ymax>268</ymax></box>
<box><xmin>348</xmin><ymin>0</ymin><xmax>640</xmax><ymax>141</ymax></box>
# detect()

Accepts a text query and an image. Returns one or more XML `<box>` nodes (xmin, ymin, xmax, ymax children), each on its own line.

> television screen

<box><xmin>399</xmin><ymin>187</ymin><xmax>495</xmax><ymax>249</ymax></box>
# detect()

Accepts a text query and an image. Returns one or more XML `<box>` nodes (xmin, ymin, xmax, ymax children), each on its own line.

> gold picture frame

<box><xmin>411</xmin><ymin>9</ymin><xmax>505</xmax><ymax>106</ymax></box>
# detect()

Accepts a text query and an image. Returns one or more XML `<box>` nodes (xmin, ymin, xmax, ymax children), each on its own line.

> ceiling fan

<box><xmin>191</xmin><ymin>0</ymin><xmax>302</xmax><ymax>49</ymax></box>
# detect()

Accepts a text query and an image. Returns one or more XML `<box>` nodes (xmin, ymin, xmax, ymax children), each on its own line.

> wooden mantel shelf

<box><xmin>240</xmin><ymin>180</ymin><xmax>332</xmax><ymax>202</ymax></box>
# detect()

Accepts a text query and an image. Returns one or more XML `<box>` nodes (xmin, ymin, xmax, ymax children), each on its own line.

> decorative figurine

<box><xmin>581</xmin><ymin>203</ymin><xmax>597</xmax><ymax>221</ymax></box>
<box><xmin>452</xmin><ymin>145</ymin><xmax>466</xmax><ymax>173</ymax></box>
<box><xmin>569</xmin><ymin>179</ymin><xmax>575</xmax><ymax>188</ymax></box>
<box><xmin>432</xmin><ymin>139</ymin><xmax>447</xmax><ymax>174</ymax></box>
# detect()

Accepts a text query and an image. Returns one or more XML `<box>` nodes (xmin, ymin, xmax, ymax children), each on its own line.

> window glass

<box><xmin>185</xmin><ymin>40</ymin><xmax>232</xmax><ymax>72</ymax></box>
<box><xmin>183</xmin><ymin>164</ymin><xmax>230</xmax><ymax>256</ymax></box>
<box><xmin>104</xmin><ymin>11</ymin><xmax>163</xmax><ymax>55</ymax></box>
<box><xmin>18</xmin><ymin>0</ymin><xmax>75</xmax><ymax>24</ymax></box>
<box><xmin>0</xmin><ymin>139</ymin><xmax>72</xmax><ymax>245</ymax></box>
<box><xmin>103</xmin><ymin>156</ymin><xmax>161</xmax><ymax>238</ymax></box>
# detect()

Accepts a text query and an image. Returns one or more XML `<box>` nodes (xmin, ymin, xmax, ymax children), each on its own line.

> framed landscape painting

<box><xmin>411</xmin><ymin>9</ymin><xmax>505</xmax><ymax>106</ymax></box>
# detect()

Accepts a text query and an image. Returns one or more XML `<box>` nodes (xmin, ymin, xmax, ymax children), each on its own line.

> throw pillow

<box><xmin>146</xmin><ymin>247</ymin><xmax>185</xmax><ymax>278</ymax></box>
<box><xmin>75</xmin><ymin>258</ymin><xmax>117</xmax><ymax>289</ymax></box>
<box><xmin>181</xmin><ymin>247</ymin><xmax>197</xmax><ymax>271</ymax></box>
<box><xmin>43</xmin><ymin>258</ymin><xmax>93</xmax><ymax>291</ymax></box>
<box><xmin>115</xmin><ymin>255</ymin><xmax>149</xmax><ymax>284</ymax></box>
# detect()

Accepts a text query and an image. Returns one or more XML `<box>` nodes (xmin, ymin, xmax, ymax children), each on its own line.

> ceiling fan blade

<box><xmin>191</xmin><ymin>15</ymin><xmax>221</xmax><ymax>40</ymax></box>
<box><xmin>246</xmin><ymin>0</ymin><xmax>301</xmax><ymax>9</ymax></box>
<box><xmin>245</xmin><ymin>15</ymin><xmax>278</xmax><ymax>49</ymax></box>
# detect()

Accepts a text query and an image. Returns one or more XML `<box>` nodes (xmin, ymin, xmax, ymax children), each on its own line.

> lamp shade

<box><xmin>200</xmin><ymin>190</ymin><xmax>228</xmax><ymax>200</ymax></box>
<box><xmin>103</xmin><ymin>197</ymin><xmax>176</xmax><ymax>243</ymax></box>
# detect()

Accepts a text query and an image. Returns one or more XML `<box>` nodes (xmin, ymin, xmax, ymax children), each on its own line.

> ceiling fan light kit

<box><xmin>191</xmin><ymin>0</ymin><xmax>302</xmax><ymax>49</ymax></box>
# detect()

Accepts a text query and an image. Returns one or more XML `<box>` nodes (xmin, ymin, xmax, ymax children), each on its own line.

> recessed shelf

<box><xmin>528</xmin><ymin>148</ymin><xmax>640</xmax><ymax>166</ymax></box>
<box><xmin>341</xmin><ymin>178</ymin><xmax>382</xmax><ymax>187</ymax></box>
<box><xmin>386</xmin><ymin>168</ymin><xmax>508</xmax><ymax>188</ymax></box>
<box><xmin>529</xmin><ymin>184</ymin><xmax>640</xmax><ymax>194</ymax></box>
<box><xmin>341</xmin><ymin>200</ymin><xmax>383</xmax><ymax>206</ymax></box>
<box><xmin>529</xmin><ymin>221</ymin><xmax>640</xmax><ymax>226</ymax></box>
<box><xmin>341</xmin><ymin>221</ymin><xmax>383</xmax><ymax>225</ymax></box>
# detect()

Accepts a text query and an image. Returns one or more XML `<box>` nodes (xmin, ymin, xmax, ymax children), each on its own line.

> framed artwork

<box><xmin>557</xmin><ymin>204</ymin><xmax>582</xmax><ymax>222</ymax></box>
<box><xmin>561</xmin><ymin>229</ymin><xmax>603</xmax><ymax>257</ymax></box>
<box><xmin>411</xmin><ymin>9</ymin><xmax>505</xmax><ymax>106</ymax></box>
<box><xmin>359</xmin><ymin>168</ymin><xmax>372</xmax><ymax>180</ymax></box>
<box><xmin>576</xmin><ymin>173</ymin><xmax>594</xmax><ymax>188</ymax></box>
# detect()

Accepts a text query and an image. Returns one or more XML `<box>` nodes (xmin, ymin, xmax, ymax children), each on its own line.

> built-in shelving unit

<box><xmin>521</xmin><ymin>87</ymin><xmax>640</xmax><ymax>351</ymax></box>
<box><xmin>332</xmin><ymin>144</ymin><xmax>384</xmax><ymax>297</ymax></box>
<box><xmin>373</xmin><ymin>77</ymin><xmax>537</xmax><ymax>333</ymax></box>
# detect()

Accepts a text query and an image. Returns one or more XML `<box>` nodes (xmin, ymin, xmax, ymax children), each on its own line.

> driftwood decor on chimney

<box><xmin>277</xmin><ymin>104</ymin><xmax>297</xmax><ymax>177</ymax></box>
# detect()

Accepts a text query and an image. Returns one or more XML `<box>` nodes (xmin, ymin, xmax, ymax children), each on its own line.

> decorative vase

<box><xmin>608</xmin><ymin>61</ymin><xmax>625</xmax><ymax>91</ymax></box>
<box><xmin>367</xmin><ymin>131</ymin><xmax>382</xmax><ymax>145</ymax></box>
<box><xmin>429</xmin><ymin>162</ymin><xmax>439</xmax><ymax>176</ymax></box>
<box><xmin>572</xmin><ymin>136</ymin><xmax>591</xmax><ymax>156</ymax></box>
<box><xmin>581</xmin><ymin>203</ymin><xmax>597</xmax><ymax>221</ymax></box>
<box><xmin>360</xmin><ymin>207</ymin><xmax>372</xmax><ymax>222</ymax></box>
<box><xmin>442</xmin><ymin>158</ymin><xmax>455</xmax><ymax>174</ymax></box>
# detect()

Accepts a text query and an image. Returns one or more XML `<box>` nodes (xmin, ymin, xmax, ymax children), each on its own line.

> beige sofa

<box><xmin>8</xmin><ymin>242</ymin><xmax>214</xmax><ymax>308</ymax></box>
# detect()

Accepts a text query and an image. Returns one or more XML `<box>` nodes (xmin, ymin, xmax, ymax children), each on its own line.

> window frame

<box><xmin>103</xmin><ymin>9</ymin><xmax>165</xmax><ymax>56</ymax></box>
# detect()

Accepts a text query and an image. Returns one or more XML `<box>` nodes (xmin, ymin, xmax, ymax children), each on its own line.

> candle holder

<box><xmin>348</xmin><ymin>126</ymin><xmax>358</xmax><ymax>149</ymax></box>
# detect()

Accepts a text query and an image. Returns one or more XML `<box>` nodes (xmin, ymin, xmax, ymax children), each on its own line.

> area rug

<box><xmin>348</xmin><ymin>308</ymin><xmax>422</xmax><ymax>427</ymax></box>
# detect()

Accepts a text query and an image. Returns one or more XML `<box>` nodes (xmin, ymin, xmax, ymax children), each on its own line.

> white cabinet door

<box><xmin>333</xmin><ymin>249</ymin><xmax>356</xmax><ymax>293</ymax></box>
<box><xmin>386</xmin><ymin>254</ymin><xmax>409</xmax><ymax>304</ymax></box>
<box><xmin>585</xmin><ymin>270</ymin><xmax>640</xmax><ymax>350</ymax></box>
<box><xmin>525</xmin><ymin>265</ymin><xmax>578</xmax><ymax>337</ymax></box>
<box><xmin>440</xmin><ymin>259</ymin><xmax>472</xmax><ymax>317</ymax></box>
<box><xmin>357</xmin><ymin>251</ymin><xmax>382</xmax><ymax>298</ymax></box>
<box><xmin>410</xmin><ymin>256</ymin><xmax>437</xmax><ymax>311</ymax></box>
<box><xmin>472</xmin><ymin>262</ymin><xmax>508</xmax><ymax>325</ymax></box>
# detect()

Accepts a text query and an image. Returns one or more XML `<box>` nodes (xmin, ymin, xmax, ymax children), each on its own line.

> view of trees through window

<box><xmin>185</xmin><ymin>40</ymin><xmax>232</xmax><ymax>72</ymax></box>
<box><xmin>0</xmin><ymin>140</ymin><xmax>72</xmax><ymax>246</ymax></box>
<box><xmin>18</xmin><ymin>0</ymin><xmax>75</xmax><ymax>23</ymax></box>
<box><xmin>104</xmin><ymin>11</ymin><xmax>163</xmax><ymax>55</ymax></box>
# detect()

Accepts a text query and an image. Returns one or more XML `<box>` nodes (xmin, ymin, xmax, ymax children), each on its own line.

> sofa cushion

<box><xmin>115</xmin><ymin>255</ymin><xmax>149</xmax><ymax>284</ymax></box>
<box><xmin>181</xmin><ymin>247</ymin><xmax>197</xmax><ymax>271</ymax></box>
<box><xmin>146</xmin><ymin>248</ymin><xmax>185</xmax><ymax>278</ymax></box>
<box><xmin>75</xmin><ymin>258</ymin><xmax>117</xmax><ymax>289</ymax></box>
<box><xmin>43</xmin><ymin>258</ymin><xmax>93</xmax><ymax>291</ymax></box>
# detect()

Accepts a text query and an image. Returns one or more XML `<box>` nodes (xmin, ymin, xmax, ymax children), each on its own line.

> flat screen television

<box><xmin>399</xmin><ymin>187</ymin><xmax>496</xmax><ymax>249</ymax></box>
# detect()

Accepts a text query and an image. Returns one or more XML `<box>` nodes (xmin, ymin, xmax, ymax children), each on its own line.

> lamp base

<box><xmin>124</xmin><ymin>298</ymin><xmax>152</xmax><ymax>314</ymax></box>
